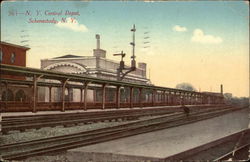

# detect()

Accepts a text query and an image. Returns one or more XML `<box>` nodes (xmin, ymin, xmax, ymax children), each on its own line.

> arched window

<box><xmin>15</xmin><ymin>89</ymin><xmax>26</xmax><ymax>102</ymax></box>
<box><xmin>2</xmin><ymin>89</ymin><xmax>14</xmax><ymax>101</ymax></box>
<box><xmin>11</xmin><ymin>52</ymin><xmax>16</xmax><ymax>63</ymax></box>
<box><xmin>65</xmin><ymin>88</ymin><xmax>69</xmax><ymax>101</ymax></box>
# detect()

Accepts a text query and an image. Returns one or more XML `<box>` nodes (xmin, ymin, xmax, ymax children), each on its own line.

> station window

<box><xmin>11</xmin><ymin>52</ymin><xmax>16</xmax><ymax>63</ymax></box>
<box><xmin>0</xmin><ymin>49</ymin><xmax>2</xmax><ymax>62</ymax></box>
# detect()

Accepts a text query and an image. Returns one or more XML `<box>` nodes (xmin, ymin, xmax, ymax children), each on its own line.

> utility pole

<box><xmin>114</xmin><ymin>24</ymin><xmax>137</xmax><ymax>81</ymax></box>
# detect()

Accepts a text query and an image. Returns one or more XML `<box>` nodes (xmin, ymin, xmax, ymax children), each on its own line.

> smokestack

<box><xmin>96</xmin><ymin>34</ymin><xmax>100</xmax><ymax>49</ymax></box>
<box><xmin>93</xmin><ymin>34</ymin><xmax>106</xmax><ymax>58</ymax></box>
<box><xmin>220</xmin><ymin>84</ymin><xmax>223</xmax><ymax>95</ymax></box>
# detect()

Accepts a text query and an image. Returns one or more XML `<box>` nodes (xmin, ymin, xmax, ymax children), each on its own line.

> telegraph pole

<box><xmin>114</xmin><ymin>24</ymin><xmax>137</xmax><ymax>81</ymax></box>
<box><xmin>130</xmin><ymin>24</ymin><xmax>136</xmax><ymax>69</ymax></box>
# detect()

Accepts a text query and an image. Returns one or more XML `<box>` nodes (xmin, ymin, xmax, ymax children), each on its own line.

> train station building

<box><xmin>40</xmin><ymin>35</ymin><xmax>151</xmax><ymax>102</ymax></box>
<box><xmin>0</xmin><ymin>40</ymin><xmax>224</xmax><ymax>112</ymax></box>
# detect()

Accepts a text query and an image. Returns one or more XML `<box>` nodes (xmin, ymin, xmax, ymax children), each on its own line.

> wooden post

<box><xmin>180</xmin><ymin>92</ymin><xmax>183</xmax><ymax>105</ymax></box>
<box><xmin>49</xmin><ymin>86</ymin><xmax>52</xmax><ymax>109</ymax></box>
<box><xmin>163</xmin><ymin>91</ymin><xmax>166</xmax><ymax>105</ymax></box>
<box><xmin>161</xmin><ymin>91</ymin><xmax>163</xmax><ymax>105</ymax></box>
<box><xmin>102</xmin><ymin>84</ymin><xmax>106</xmax><ymax>109</ymax></box>
<box><xmin>130</xmin><ymin>87</ymin><xmax>134</xmax><ymax>108</ymax></box>
<box><xmin>84</xmin><ymin>81</ymin><xmax>89</xmax><ymax>111</ymax></box>
<box><xmin>189</xmin><ymin>93</ymin><xmax>192</xmax><ymax>105</ymax></box>
<box><xmin>183</xmin><ymin>93</ymin><xmax>186</xmax><ymax>105</ymax></box>
<box><xmin>4</xmin><ymin>82</ymin><xmax>8</xmax><ymax>110</ymax></box>
<box><xmin>80</xmin><ymin>88</ymin><xmax>83</xmax><ymax>108</ymax></box>
<box><xmin>139</xmin><ymin>88</ymin><xmax>143</xmax><ymax>108</ymax></box>
<box><xmin>170</xmin><ymin>92</ymin><xmax>173</xmax><ymax>105</ymax></box>
<box><xmin>192</xmin><ymin>94</ymin><xmax>195</xmax><ymax>105</ymax></box>
<box><xmin>32</xmin><ymin>75</ymin><xmax>37</xmax><ymax>113</ymax></box>
<box><xmin>172</xmin><ymin>92</ymin><xmax>176</xmax><ymax>105</ymax></box>
<box><xmin>116</xmin><ymin>86</ymin><xmax>121</xmax><ymax>109</ymax></box>
<box><xmin>32</xmin><ymin>75</ymin><xmax>43</xmax><ymax>113</ymax></box>
<box><xmin>147</xmin><ymin>90</ymin><xmax>150</xmax><ymax>103</ymax></box>
<box><xmin>155</xmin><ymin>91</ymin><xmax>157</xmax><ymax>104</ymax></box>
<box><xmin>49</xmin><ymin>86</ymin><xmax>52</xmax><ymax>103</ymax></box>
<box><xmin>61</xmin><ymin>80</ymin><xmax>68</xmax><ymax>112</ymax></box>
<box><xmin>152</xmin><ymin>89</ymin><xmax>155</xmax><ymax>107</ymax></box>
<box><xmin>166</xmin><ymin>92</ymin><xmax>168</xmax><ymax>105</ymax></box>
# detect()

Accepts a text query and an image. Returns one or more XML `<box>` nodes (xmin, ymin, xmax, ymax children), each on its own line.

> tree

<box><xmin>176</xmin><ymin>83</ymin><xmax>197</xmax><ymax>91</ymax></box>
<box><xmin>224</xmin><ymin>94</ymin><xmax>249</xmax><ymax>106</ymax></box>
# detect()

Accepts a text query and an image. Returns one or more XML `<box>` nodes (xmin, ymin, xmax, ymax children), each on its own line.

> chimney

<box><xmin>138</xmin><ymin>62</ymin><xmax>146</xmax><ymax>70</ymax></box>
<box><xmin>93</xmin><ymin>34</ymin><xmax>106</xmax><ymax>58</ymax></box>
<box><xmin>96</xmin><ymin>34</ymin><xmax>100</xmax><ymax>49</ymax></box>
<box><xmin>138</xmin><ymin>62</ymin><xmax>147</xmax><ymax>77</ymax></box>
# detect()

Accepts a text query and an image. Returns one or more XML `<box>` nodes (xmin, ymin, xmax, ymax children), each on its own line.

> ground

<box><xmin>22</xmin><ymin>108</ymin><xmax>249</xmax><ymax>162</ymax></box>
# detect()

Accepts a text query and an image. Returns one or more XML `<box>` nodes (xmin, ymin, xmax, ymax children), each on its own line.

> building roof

<box><xmin>202</xmin><ymin>91</ymin><xmax>222</xmax><ymax>96</ymax></box>
<box><xmin>0</xmin><ymin>41</ymin><xmax>30</xmax><ymax>50</ymax></box>
<box><xmin>53</xmin><ymin>54</ymin><xmax>83</xmax><ymax>59</ymax></box>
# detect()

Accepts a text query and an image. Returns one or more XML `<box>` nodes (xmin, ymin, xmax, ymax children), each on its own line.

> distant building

<box><xmin>201</xmin><ymin>92</ymin><xmax>224</xmax><ymax>104</ymax></box>
<box><xmin>223</xmin><ymin>93</ymin><xmax>232</xmax><ymax>99</ymax></box>
<box><xmin>40</xmin><ymin>35</ymin><xmax>151</xmax><ymax>102</ymax></box>
<box><xmin>0</xmin><ymin>42</ymin><xmax>31</xmax><ymax>102</ymax></box>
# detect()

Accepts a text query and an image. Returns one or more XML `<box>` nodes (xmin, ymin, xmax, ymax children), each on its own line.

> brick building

<box><xmin>0</xmin><ymin>41</ymin><xmax>30</xmax><ymax>79</ymax></box>
<box><xmin>0</xmin><ymin>42</ymin><xmax>30</xmax><ymax>102</ymax></box>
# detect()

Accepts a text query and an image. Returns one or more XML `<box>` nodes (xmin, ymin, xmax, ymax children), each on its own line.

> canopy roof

<box><xmin>0</xmin><ymin>63</ymin><xmax>223</xmax><ymax>97</ymax></box>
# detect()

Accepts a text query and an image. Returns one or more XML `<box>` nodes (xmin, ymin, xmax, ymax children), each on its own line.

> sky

<box><xmin>1</xmin><ymin>0</ymin><xmax>249</xmax><ymax>97</ymax></box>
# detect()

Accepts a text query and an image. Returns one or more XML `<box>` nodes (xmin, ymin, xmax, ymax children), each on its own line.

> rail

<box><xmin>1</xmin><ymin>105</ymin><xmax>227</xmax><ymax>134</ymax></box>
<box><xmin>0</xmin><ymin>105</ymin><xmax>240</xmax><ymax>160</ymax></box>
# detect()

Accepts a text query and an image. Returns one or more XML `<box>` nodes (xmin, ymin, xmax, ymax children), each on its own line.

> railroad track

<box><xmin>1</xmin><ymin>105</ymin><xmax>226</xmax><ymax>134</ymax></box>
<box><xmin>214</xmin><ymin>143</ymin><xmax>250</xmax><ymax>161</ymax></box>
<box><xmin>164</xmin><ymin>112</ymin><xmax>250</xmax><ymax>161</ymax></box>
<box><xmin>2</xmin><ymin>105</ymin><xmax>212</xmax><ymax>122</ymax></box>
<box><xmin>0</xmin><ymin>105</ymin><xmax>244</xmax><ymax>161</ymax></box>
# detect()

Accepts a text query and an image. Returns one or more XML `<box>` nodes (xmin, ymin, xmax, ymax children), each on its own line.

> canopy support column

<box><xmin>130</xmin><ymin>87</ymin><xmax>134</xmax><ymax>108</ymax></box>
<box><xmin>116</xmin><ymin>86</ymin><xmax>121</xmax><ymax>109</ymax></box>
<box><xmin>102</xmin><ymin>84</ymin><xmax>107</xmax><ymax>109</ymax></box>
<box><xmin>61</xmin><ymin>79</ymin><xmax>69</xmax><ymax>112</ymax></box>
<box><xmin>84</xmin><ymin>81</ymin><xmax>89</xmax><ymax>111</ymax></box>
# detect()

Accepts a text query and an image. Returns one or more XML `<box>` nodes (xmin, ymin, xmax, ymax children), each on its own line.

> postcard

<box><xmin>0</xmin><ymin>1</ymin><xmax>249</xmax><ymax>161</ymax></box>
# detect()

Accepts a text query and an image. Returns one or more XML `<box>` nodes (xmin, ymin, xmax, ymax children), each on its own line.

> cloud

<box><xmin>191</xmin><ymin>29</ymin><xmax>222</xmax><ymax>44</ymax></box>
<box><xmin>143</xmin><ymin>0</ymin><xmax>155</xmax><ymax>2</ymax></box>
<box><xmin>172</xmin><ymin>25</ymin><xmax>187</xmax><ymax>32</ymax></box>
<box><xmin>55</xmin><ymin>17</ymin><xmax>88</xmax><ymax>32</ymax></box>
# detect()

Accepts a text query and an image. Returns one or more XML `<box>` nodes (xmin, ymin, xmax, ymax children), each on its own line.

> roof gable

<box><xmin>53</xmin><ymin>54</ymin><xmax>83</xmax><ymax>59</ymax></box>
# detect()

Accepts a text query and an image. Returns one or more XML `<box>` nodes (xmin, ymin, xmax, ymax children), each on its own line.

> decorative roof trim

<box><xmin>42</xmin><ymin>56</ymin><xmax>96</xmax><ymax>61</ymax></box>
<box><xmin>44</xmin><ymin>62</ymin><xmax>87</xmax><ymax>73</ymax></box>
<box><xmin>53</xmin><ymin>54</ymin><xmax>83</xmax><ymax>59</ymax></box>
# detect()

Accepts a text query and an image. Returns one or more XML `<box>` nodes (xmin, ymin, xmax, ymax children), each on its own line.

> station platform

<box><xmin>66</xmin><ymin>108</ymin><xmax>249</xmax><ymax>161</ymax></box>
<box><xmin>0</xmin><ymin>105</ymin><xmax>201</xmax><ymax>117</ymax></box>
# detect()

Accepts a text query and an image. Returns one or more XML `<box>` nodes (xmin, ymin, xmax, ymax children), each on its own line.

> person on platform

<box><xmin>181</xmin><ymin>97</ymin><xmax>190</xmax><ymax>117</ymax></box>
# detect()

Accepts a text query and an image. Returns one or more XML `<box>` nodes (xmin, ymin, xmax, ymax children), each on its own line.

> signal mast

<box><xmin>113</xmin><ymin>24</ymin><xmax>136</xmax><ymax>81</ymax></box>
